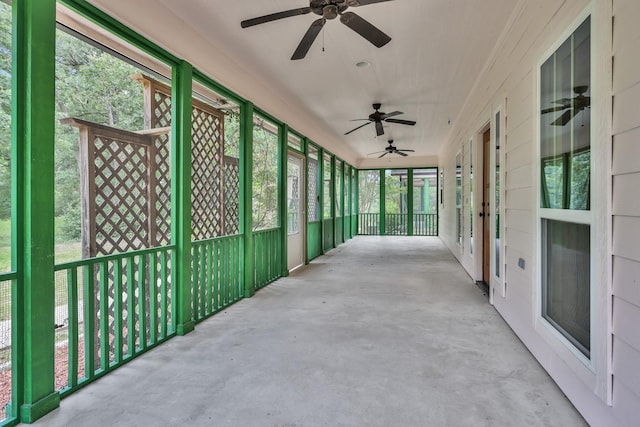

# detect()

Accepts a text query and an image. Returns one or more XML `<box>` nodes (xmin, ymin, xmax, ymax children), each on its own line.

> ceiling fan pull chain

<box><xmin>322</xmin><ymin>24</ymin><xmax>326</xmax><ymax>52</ymax></box>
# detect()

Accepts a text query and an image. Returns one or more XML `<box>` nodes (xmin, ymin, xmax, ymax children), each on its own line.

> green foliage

<box><xmin>252</xmin><ymin>120</ymin><xmax>278</xmax><ymax>230</ymax></box>
<box><xmin>0</xmin><ymin>3</ymin><xmax>12</xmax><ymax>220</ymax></box>
<box><xmin>358</xmin><ymin>171</ymin><xmax>380</xmax><ymax>214</ymax></box>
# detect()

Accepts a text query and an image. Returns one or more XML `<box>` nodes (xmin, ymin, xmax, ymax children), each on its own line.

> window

<box><xmin>456</xmin><ymin>152</ymin><xmax>462</xmax><ymax>245</ymax></box>
<box><xmin>385</xmin><ymin>169</ymin><xmax>408</xmax><ymax>235</ymax></box>
<box><xmin>539</xmin><ymin>16</ymin><xmax>591</xmax><ymax>358</ymax></box>
<box><xmin>469</xmin><ymin>140</ymin><xmax>474</xmax><ymax>255</ymax></box>
<box><xmin>288</xmin><ymin>132</ymin><xmax>303</xmax><ymax>152</ymax></box>
<box><xmin>335</xmin><ymin>160</ymin><xmax>342</xmax><ymax>217</ymax></box>
<box><xmin>358</xmin><ymin>170</ymin><xmax>380</xmax><ymax>235</ymax></box>
<box><xmin>495</xmin><ymin>111</ymin><xmax>501</xmax><ymax>277</ymax></box>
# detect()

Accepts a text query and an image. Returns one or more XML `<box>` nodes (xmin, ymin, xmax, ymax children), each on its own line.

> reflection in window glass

<box><xmin>495</xmin><ymin>112</ymin><xmax>501</xmax><ymax>277</ymax></box>
<box><xmin>252</xmin><ymin>115</ymin><xmax>279</xmax><ymax>230</ymax></box>
<box><xmin>540</xmin><ymin>17</ymin><xmax>590</xmax><ymax>211</ymax></box>
<box><xmin>539</xmin><ymin>16</ymin><xmax>591</xmax><ymax>358</ymax></box>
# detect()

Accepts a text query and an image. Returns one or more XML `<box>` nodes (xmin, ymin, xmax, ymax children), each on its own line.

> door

<box><xmin>482</xmin><ymin>129</ymin><xmax>491</xmax><ymax>284</ymax></box>
<box><xmin>287</xmin><ymin>153</ymin><xmax>305</xmax><ymax>271</ymax></box>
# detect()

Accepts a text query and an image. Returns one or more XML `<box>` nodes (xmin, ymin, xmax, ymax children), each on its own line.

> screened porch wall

<box><xmin>1</xmin><ymin>1</ymin><xmax>357</xmax><ymax>424</ymax></box>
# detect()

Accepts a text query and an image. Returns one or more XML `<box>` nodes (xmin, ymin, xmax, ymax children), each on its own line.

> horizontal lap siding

<box><xmin>612</xmin><ymin>0</ymin><xmax>640</xmax><ymax>423</ymax></box>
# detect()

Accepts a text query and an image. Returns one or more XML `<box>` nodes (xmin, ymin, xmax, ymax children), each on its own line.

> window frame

<box><xmin>534</xmin><ymin>4</ymin><xmax>610</xmax><ymax>404</ymax></box>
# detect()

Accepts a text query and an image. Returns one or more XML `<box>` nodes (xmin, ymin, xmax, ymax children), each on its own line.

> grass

<box><xmin>0</xmin><ymin>218</ymin><xmax>83</xmax><ymax>322</ymax></box>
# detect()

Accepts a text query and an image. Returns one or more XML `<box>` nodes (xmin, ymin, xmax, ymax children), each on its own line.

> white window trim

<box><xmin>533</xmin><ymin>2</ymin><xmax>612</xmax><ymax>405</ymax></box>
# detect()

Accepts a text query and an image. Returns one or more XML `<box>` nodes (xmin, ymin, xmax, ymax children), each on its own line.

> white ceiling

<box><xmin>93</xmin><ymin>0</ymin><xmax>518</xmax><ymax>166</ymax></box>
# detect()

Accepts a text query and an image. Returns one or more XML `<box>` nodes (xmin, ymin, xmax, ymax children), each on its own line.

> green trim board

<box><xmin>279</xmin><ymin>124</ymin><xmax>288</xmax><ymax>276</ymax></box>
<box><xmin>240</xmin><ymin>101</ymin><xmax>254</xmax><ymax>297</ymax></box>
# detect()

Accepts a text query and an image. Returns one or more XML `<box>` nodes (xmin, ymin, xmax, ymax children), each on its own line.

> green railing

<box><xmin>53</xmin><ymin>246</ymin><xmax>176</xmax><ymax>397</ymax></box>
<box><xmin>413</xmin><ymin>213</ymin><xmax>438</xmax><ymax>236</ymax></box>
<box><xmin>191</xmin><ymin>235</ymin><xmax>243</xmax><ymax>323</ymax></box>
<box><xmin>385</xmin><ymin>214</ymin><xmax>408</xmax><ymax>236</ymax></box>
<box><xmin>358</xmin><ymin>213</ymin><xmax>380</xmax><ymax>235</ymax></box>
<box><xmin>253</xmin><ymin>228</ymin><xmax>282</xmax><ymax>290</ymax></box>
<box><xmin>358</xmin><ymin>213</ymin><xmax>438</xmax><ymax>236</ymax></box>
<box><xmin>0</xmin><ymin>271</ymin><xmax>16</xmax><ymax>424</ymax></box>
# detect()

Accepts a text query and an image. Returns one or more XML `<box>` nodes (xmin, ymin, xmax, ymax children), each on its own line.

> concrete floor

<box><xmin>36</xmin><ymin>237</ymin><xmax>586</xmax><ymax>427</ymax></box>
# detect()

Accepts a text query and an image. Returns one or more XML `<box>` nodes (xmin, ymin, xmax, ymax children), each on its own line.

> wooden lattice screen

<box><xmin>62</xmin><ymin>74</ymin><xmax>240</xmax><ymax>364</ymax></box>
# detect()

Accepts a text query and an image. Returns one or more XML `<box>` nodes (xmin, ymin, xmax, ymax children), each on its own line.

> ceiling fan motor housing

<box><xmin>311</xmin><ymin>1</ymin><xmax>349</xmax><ymax>19</ymax></box>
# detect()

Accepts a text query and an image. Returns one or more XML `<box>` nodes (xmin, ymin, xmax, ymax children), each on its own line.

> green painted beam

<box><xmin>279</xmin><ymin>124</ymin><xmax>288</xmax><ymax>276</ymax></box>
<box><xmin>12</xmin><ymin>0</ymin><xmax>60</xmax><ymax>422</ymax></box>
<box><xmin>173</xmin><ymin>61</ymin><xmax>195</xmax><ymax>336</ymax></box>
<box><xmin>241</xmin><ymin>102</ymin><xmax>255</xmax><ymax>297</ymax></box>
<box><xmin>318</xmin><ymin>147</ymin><xmax>324</xmax><ymax>254</ymax></box>
<box><xmin>354</xmin><ymin>169</ymin><xmax>359</xmax><ymax>235</ymax></box>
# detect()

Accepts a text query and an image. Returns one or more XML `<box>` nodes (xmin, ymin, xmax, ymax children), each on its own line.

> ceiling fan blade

<box><xmin>552</xmin><ymin>98</ymin><xmax>573</xmax><ymax>105</ymax></box>
<box><xmin>345</xmin><ymin>121</ymin><xmax>372</xmax><ymax>135</ymax></box>
<box><xmin>292</xmin><ymin>19</ymin><xmax>326</xmax><ymax>60</ymax></box>
<box><xmin>551</xmin><ymin>109</ymin><xmax>579</xmax><ymax>126</ymax></box>
<box><xmin>385</xmin><ymin>118</ymin><xmax>416</xmax><ymax>126</ymax></box>
<box><xmin>396</xmin><ymin>149</ymin><xmax>415</xmax><ymax>152</ymax></box>
<box><xmin>380</xmin><ymin>111</ymin><xmax>402</xmax><ymax>120</ymax></box>
<box><xmin>350</xmin><ymin>118</ymin><xmax>370</xmax><ymax>122</ymax></box>
<box><xmin>347</xmin><ymin>0</ymin><xmax>394</xmax><ymax>6</ymax></box>
<box><xmin>541</xmin><ymin>105</ymin><xmax>568</xmax><ymax>114</ymax></box>
<box><xmin>395</xmin><ymin>151</ymin><xmax>409</xmax><ymax>157</ymax></box>
<box><xmin>367</xmin><ymin>150</ymin><xmax>386</xmax><ymax>155</ymax></box>
<box><xmin>339</xmin><ymin>12</ymin><xmax>391</xmax><ymax>48</ymax></box>
<box><xmin>378</xmin><ymin>152</ymin><xmax>389</xmax><ymax>158</ymax></box>
<box><xmin>241</xmin><ymin>7</ymin><xmax>312</xmax><ymax>28</ymax></box>
<box><xmin>375</xmin><ymin>121</ymin><xmax>385</xmax><ymax>136</ymax></box>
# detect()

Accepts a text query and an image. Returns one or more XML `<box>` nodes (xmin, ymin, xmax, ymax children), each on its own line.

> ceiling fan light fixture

<box><xmin>355</xmin><ymin>60</ymin><xmax>371</xmax><ymax>68</ymax></box>
<box><xmin>323</xmin><ymin>5</ymin><xmax>339</xmax><ymax>19</ymax></box>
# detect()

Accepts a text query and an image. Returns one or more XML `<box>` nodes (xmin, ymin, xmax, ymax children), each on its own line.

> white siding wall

<box><xmin>612</xmin><ymin>0</ymin><xmax>640</xmax><ymax>425</ymax></box>
<box><xmin>439</xmin><ymin>0</ymin><xmax>640</xmax><ymax>425</ymax></box>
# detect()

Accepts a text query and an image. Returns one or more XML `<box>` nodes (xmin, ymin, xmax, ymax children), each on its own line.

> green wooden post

<box><xmin>331</xmin><ymin>155</ymin><xmax>336</xmax><ymax>248</ymax></box>
<box><xmin>380</xmin><ymin>170</ymin><xmax>386</xmax><ymax>235</ymax></box>
<box><xmin>407</xmin><ymin>169</ymin><xmax>414</xmax><ymax>236</ymax></box>
<box><xmin>318</xmin><ymin>148</ymin><xmax>325</xmax><ymax>254</ymax></box>
<box><xmin>173</xmin><ymin>61</ymin><xmax>195</xmax><ymax>336</ymax></box>
<box><xmin>279</xmin><ymin>124</ymin><xmax>289</xmax><ymax>276</ymax></box>
<box><xmin>304</xmin><ymin>140</ymin><xmax>310</xmax><ymax>264</ymax></box>
<box><xmin>241</xmin><ymin>102</ymin><xmax>255</xmax><ymax>297</ymax></box>
<box><xmin>354</xmin><ymin>169</ymin><xmax>359</xmax><ymax>236</ymax></box>
<box><xmin>12</xmin><ymin>0</ymin><xmax>60</xmax><ymax>422</ymax></box>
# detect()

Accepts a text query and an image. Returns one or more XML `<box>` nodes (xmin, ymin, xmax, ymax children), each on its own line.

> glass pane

<box><xmin>540</xmin><ymin>17</ymin><xmax>590</xmax><ymax>210</ymax></box>
<box><xmin>469</xmin><ymin>141</ymin><xmax>474</xmax><ymax>255</ymax></box>
<box><xmin>323</xmin><ymin>154</ymin><xmax>332</xmax><ymax>219</ymax></box>
<box><xmin>542</xmin><ymin>219</ymin><xmax>590</xmax><ymax>357</ymax></box>
<box><xmin>344</xmin><ymin>166</ymin><xmax>349</xmax><ymax>217</ymax></box>
<box><xmin>385</xmin><ymin>169</ymin><xmax>407</xmax><ymax>235</ymax></box>
<box><xmin>191</xmin><ymin>85</ymin><xmax>240</xmax><ymax>240</ymax></box>
<box><xmin>0</xmin><ymin>1</ymin><xmax>10</xmax><ymax>273</ymax></box>
<box><xmin>55</xmin><ymin>18</ymin><xmax>172</xmax><ymax>262</ymax></box>
<box><xmin>307</xmin><ymin>146</ymin><xmax>319</xmax><ymax>222</ymax></box>
<box><xmin>413</xmin><ymin>169</ymin><xmax>438</xmax><ymax>236</ymax></box>
<box><xmin>495</xmin><ymin>111</ymin><xmax>501</xmax><ymax>277</ymax></box>
<box><xmin>252</xmin><ymin>115</ymin><xmax>279</xmax><ymax>230</ymax></box>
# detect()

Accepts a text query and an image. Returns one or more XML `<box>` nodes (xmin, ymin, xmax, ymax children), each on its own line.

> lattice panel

<box><xmin>308</xmin><ymin>158</ymin><xmax>318</xmax><ymax>221</ymax></box>
<box><xmin>151</xmin><ymin>90</ymin><xmax>172</xmax><ymax>247</ymax></box>
<box><xmin>191</xmin><ymin>104</ymin><xmax>224</xmax><ymax>241</ymax></box>
<box><xmin>93</xmin><ymin>137</ymin><xmax>152</xmax><ymax>254</ymax></box>
<box><xmin>224</xmin><ymin>157</ymin><xmax>240</xmax><ymax>235</ymax></box>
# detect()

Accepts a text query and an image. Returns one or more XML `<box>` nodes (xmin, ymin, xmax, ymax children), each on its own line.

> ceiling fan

<box><xmin>368</xmin><ymin>140</ymin><xmax>415</xmax><ymax>158</ymax></box>
<box><xmin>541</xmin><ymin>85</ymin><xmax>590</xmax><ymax>126</ymax></box>
<box><xmin>240</xmin><ymin>0</ymin><xmax>393</xmax><ymax>60</ymax></box>
<box><xmin>345</xmin><ymin>103</ymin><xmax>416</xmax><ymax>137</ymax></box>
